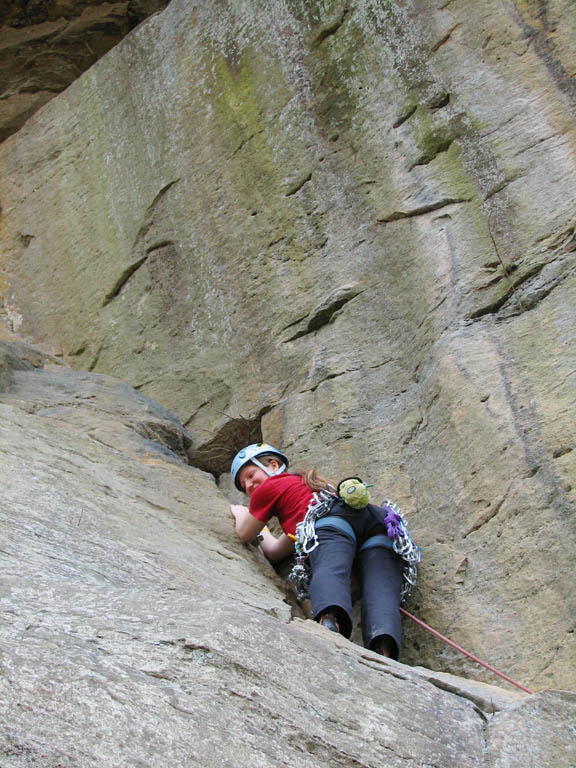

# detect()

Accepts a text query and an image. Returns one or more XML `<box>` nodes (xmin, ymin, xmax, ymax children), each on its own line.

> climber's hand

<box><xmin>230</xmin><ymin>504</ymin><xmax>263</xmax><ymax>543</ymax></box>
<box><xmin>230</xmin><ymin>504</ymin><xmax>249</xmax><ymax>520</ymax></box>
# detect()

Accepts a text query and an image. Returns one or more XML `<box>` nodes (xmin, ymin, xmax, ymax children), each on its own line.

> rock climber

<box><xmin>230</xmin><ymin>442</ymin><xmax>412</xmax><ymax>659</ymax></box>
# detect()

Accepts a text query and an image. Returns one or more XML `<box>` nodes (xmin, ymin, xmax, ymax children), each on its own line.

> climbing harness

<box><xmin>282</xmin><ymin>475</ymin><xmax>531</xmax><ymax>695</ymax></box>
<box><xmin>288</xmin><ymin>489</ymin><xmax>422</xmax><ymax>604</ymax></box>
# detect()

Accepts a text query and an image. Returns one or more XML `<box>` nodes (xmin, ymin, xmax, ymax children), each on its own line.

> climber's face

<box><xmin>238</xmin><ymin>458</ymin><xmax>281</xmax><ymax>496</ymax></box>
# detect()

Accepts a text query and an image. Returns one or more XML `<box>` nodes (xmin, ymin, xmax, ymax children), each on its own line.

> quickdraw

<box><xmin>381</xmin><ymin>499</ymin><xmax>422</xmax><ymax>603</ymax></box>
<box><xmin>288</xmin><ymin>489</ymin><xmax>334</xmax><ymax>601</ymax></box>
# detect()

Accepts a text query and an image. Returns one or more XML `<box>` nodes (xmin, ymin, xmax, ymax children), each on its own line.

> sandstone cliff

<box><xmin>0</xmin><ymin>0</ymin><xmax>574</xmax><ymax>712</ymax></box>
<box><xmin>0</xmin><ymin>339</ymin><xmax>574</xmax><ymax>766</ymax></box>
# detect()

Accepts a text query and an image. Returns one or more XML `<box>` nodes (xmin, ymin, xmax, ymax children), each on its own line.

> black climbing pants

<box><xmin>308</xmin><ymin>502</ymin><xmax>404</xmax><ymax>658</ymax></box>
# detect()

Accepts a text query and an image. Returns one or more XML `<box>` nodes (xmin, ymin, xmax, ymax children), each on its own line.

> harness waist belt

<box><xmin>358</xmin><ymin>534</ymin><xmax>394</xmax><ymax>552</ymax></box>
<box><xmin>314</xmin><ymin>516</ymin><xmax>356</xmax><ymax>540</ymax></box>
<box><xmin>315</xmin><ymin>518</ymin><xmax>394</xmax><ymax>551</ymax></box>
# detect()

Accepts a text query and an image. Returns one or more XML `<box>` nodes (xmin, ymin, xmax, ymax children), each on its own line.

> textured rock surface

<box><xmin>0</xmin><ymin>0</ymin><xmax>575</xmax><ymax>694</ymax></box>
<box><xmin>1</xmin><ymin>342</ymin><xmax>574</xmax><ymax>767</ymax></box>
<box><xmin>0</xmin><ymin>0</ymin><xmax>169</xmax><ymax>142</ymax></box>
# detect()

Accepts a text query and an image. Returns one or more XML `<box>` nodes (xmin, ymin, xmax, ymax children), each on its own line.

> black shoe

<box><xmin>319</xmin><ymin>613</ymin><xmax>340</xmax><ymax>633</ymax></box>
<box><xmin>370</xmin><ymin>635</ymin><xmax>394</xmax><ymax>658</ymax></box>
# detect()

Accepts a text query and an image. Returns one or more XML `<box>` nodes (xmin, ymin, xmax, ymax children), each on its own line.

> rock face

<box><xmin>1</xmin><ymin>339</ymin><xmax>574</xmax><ymax>767</ymax></box>
<box><xmin>0</xmin><ymin>0</ymin><xmax>574</xmax><ymax>697</ymax></box>
<box><xmin>0</xmin><ymin>0</ymin><xmax>170</xmax><ymax>142</ymax></box>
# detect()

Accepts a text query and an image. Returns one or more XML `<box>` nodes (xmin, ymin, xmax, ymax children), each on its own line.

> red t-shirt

<box><xmin>249</xmin><ymin>473</ymin><xmax>313</xmax><ymax>537</ymax></box>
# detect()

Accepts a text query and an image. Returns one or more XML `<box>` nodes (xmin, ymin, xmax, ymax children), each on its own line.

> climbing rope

<box><xmin>399</xmin><ymin>607</ymin><xmax>534</xmax><ymax>694</ymax></box>
<box><xmin>285</xmin><ymin>490</ymin><xmax>531</xmax><ymax>694</ymax></box>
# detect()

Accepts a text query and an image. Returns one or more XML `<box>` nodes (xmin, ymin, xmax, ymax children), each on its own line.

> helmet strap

<box><xmin>251</xmin><ymin>457</ymin><xmax>286</xmax><ymax>477</ymax></box>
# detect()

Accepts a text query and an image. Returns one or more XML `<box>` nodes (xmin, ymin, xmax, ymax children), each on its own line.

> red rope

<box><xmin>400</xmin><ymin>607</ymin><xmax>534</xmax><ymax>695</ymax></box>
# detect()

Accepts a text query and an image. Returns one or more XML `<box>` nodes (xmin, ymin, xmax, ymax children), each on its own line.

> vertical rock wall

<box><xmin>0</xmin><ymin>0</ymin><xmax>574</xmax><ymax>689</ymax></box>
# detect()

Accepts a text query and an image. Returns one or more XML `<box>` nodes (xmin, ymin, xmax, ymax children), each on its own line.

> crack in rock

<box><xmin>303</xmin><ymin>368</ymin><xmax>357</xmax><ymax>394</ymax></box>
<box><xmin>378</xmin><ymin>198</ymin><xmax>471</xmax><ymax>223</ymax></box>
<box><xmin>463</xmin><ymin>493</ymin><xmax>507</xmax><ymax>538</ymax></box>
<box><xmin>483</xmin><ymin>171</ymin><xmax>524</xmax><ymax>200</ymax></box>
<box><xmin>393</xmin><ymin>104</ymin><xmax>418</xmax><ymax>128</ymax></box>
<box><xmin>102</xmin><ymin>181</ymin><xmax>180</xmax><ymax>305</ymax></box>
<box><xmin>283</xmin><ymin>285</ymin><xmax>364</xmax><ymax>342</ymax></box>
<box><xmin>309</xmin><ymin>5</ymin><xmax>350</xmax><ymax>48</ymax></box>
<box><xmin>102</xmin><ymin>256</ymin><xmax>148</xmax><ymax>305</ymax></box>
<box><xmin>470</xmin><ymin>255</ymin><xmax>574</xmax><ymax>320</ymax></box>
<box><xmin>232</xmin><ymin>130</ymin><xmax>264</xmax><ymax>157</ymax></box>
<box><xmin>284</xmin><ymin>171</ymin><xmax>313</xmax><ymax>197</ymax></box>
<box><xmin>430</xmin><ymin>25</ymin><xmax>460</xmax><ymax>54</ymax></box>
<box><xmin>409</xmin><ymin>137</ymin><xmax>456</xmax><ymax>169</ymax></box>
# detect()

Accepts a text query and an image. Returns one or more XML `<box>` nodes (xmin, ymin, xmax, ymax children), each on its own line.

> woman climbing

<box><xmin>230</xmin><ymin>443</ymin><xmax>418</xmax><ymax>659</ymax></box>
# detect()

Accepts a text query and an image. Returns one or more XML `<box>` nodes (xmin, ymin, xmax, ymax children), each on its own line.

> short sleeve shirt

<box><xmin>249</xmin><ymin>473</ymin><xmax>313</xmax><ymax>537</ymax></box>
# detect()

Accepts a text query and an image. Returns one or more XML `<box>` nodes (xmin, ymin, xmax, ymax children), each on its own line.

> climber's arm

<box><xmin>230</xmin><ymin>504</ymin><xmax>264</xmax><ymax>543</ymax></box>
<box><xmin>230</xmin><ymin>506</ymin><xmax>294</xmax><ymax>562</ymax></box>
<box><xmin>259</xmin><ymin>531</ymin><xmax>294</xmax><ymax>563</ymax></box>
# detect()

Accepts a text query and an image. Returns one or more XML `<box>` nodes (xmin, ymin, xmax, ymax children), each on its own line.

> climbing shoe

<box><xmin>370</xmin><ymin>635</ymin><xmax>393</xmax><ymax>658</ymax></box>
<box><xmin>319</xmin><ymin>613</ymin><xmax>340</xmax><ymax>634</ymax></box>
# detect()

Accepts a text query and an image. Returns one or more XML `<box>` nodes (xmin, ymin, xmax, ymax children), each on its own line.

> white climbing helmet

<box><xmin>230</xmin><ymin>443</ymin><xmax>289</xmax><ymax>492</ymax></box>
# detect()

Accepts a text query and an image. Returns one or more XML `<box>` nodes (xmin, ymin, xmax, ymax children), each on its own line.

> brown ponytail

<box><xmin>292</xmin><ymin>467</ymin><xmax>333</xmax><ymax>493</ymax></box>
<box><xmin>257</xmin><ymin>454</ymin><xmax>332</xmax><ymax>493</ymax></box>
